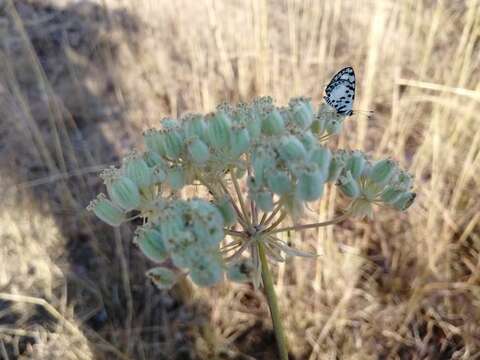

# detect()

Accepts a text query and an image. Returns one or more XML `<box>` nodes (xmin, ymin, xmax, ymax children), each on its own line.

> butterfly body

<box><xmin>324</xmin><ymin>67</ymin><xmax>355</xmax><ymax>116</ymax></box>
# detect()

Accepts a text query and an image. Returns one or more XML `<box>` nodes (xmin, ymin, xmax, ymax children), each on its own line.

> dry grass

<box><xmin>1</xmin><ymin>0</ymin><xmax>479</xmax><ymax>358</ymax></box>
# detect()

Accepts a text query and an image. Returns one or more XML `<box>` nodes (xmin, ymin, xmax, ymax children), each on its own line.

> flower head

<box><xmin>88</xmin><ymin>95</ymin><xmax>415</xmax><ymax>289</ymax></box>
<box><xmin>332</xmin><ymin>151</ymin><xmax>415</xmax><ymax>218</ymax></box>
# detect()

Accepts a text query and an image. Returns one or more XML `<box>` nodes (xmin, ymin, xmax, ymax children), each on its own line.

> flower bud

<box><xmin>317</xmin><ymin>102</ymin><xmax>333</xmax><ymax>115</ymax></box>
<box><xmin>253</xmin><ymin>96</ymin><xmax>274</xmax><ymax>113</ymax></box>
<box><xmin>298</xmin><ymin>131</ymin><xmax>316</xmax><ymax>151</ymax></box>
<box><xmin>325</xmin><ymin>118</ymin><xmax>343</xmax><ymax>135</ymax></box>
<box><xmin>267</xmin><ymin>170</ymin><xmax>293</xmax><ymax>195</ymax></box>
<box><xmin>216</xmin><ymin>102</ymin><xmax>235</xmax><ymax>114</ymax></box>
<box><xmin>227</xmin><ymin>259</ymin><xmax>254</xmax><ymax>283</ymax></box>
<box><xmin>231</xmin><ymin>106</ymin><xmax>248</xmax><ymax>125</ymax></box>
<box><xmin>87</xmin><ymin>194</ymin><xmax>125</xmax><ymax>226</ymax></box>
<box><xmin>261</xmin><ymin>109</ymin><xmax>285</xmax><ymax>135</ymax></box>
<box><xmin>247</xmin><ymin>176</ymin><xmax>263</xmax><ymax>192</ymax></box>
<box><xmin>278</xmin><ymin>135</ymin><xmax>307</xmax><ymax>162</ymax></box>
<box><xmin>310</xmin><ymin>146</ymin><xmax>332</xmax><ymax>179</ymax></box>
<box><xmin>146</xmin><ymin>267</ymin><xmax>178</xmax><ymax>290</ymax></box>
<box><xmin>215</xmin><ymin>196</ymin><xmax>237</xmax><ymax>227</ymax></box>
<box><xmin>360</xmin><ymin>161</ymin><xmax>372</xmax><ymax>177</ymax></box>
<box><xmin>346</xmin><ymin>151</ymin><xmax>366</xmax><ymax>179</ymax></box>
<box><xmin>235</xmin><ymin>108</ymin><xmax>261</xmax><ymax>140</ymax></box>
<box><xmin>194</xmin><ymin>222</ymin><xmax>224</xmax><ymax>248</ymax></box>
<box><xmin>170</xmin><ymin>246</ymin><xmax>198</xmax><ymax>270</ymax></box>
<box><xmin>301</xmin><ymin>97</ymin><xmax>314</xmax><ymax>114</ymax></box>
<box><xmin>166</xmin><ymin>165</ymin><xmax>186</xmax><ymax>190</ymax></box>
<box><xmin>206</xmin><ymin>111</ymin><xmax>232</xmax><ymax>150</ymax></box>
<box><xmin>310</xmin><ymin>113</ymin><xmax>326</xmax><ymax>135</ymax></box>
<box><xmin>108</xmin><ymin>176</ymin><xmax>141</xmax><ymax>211</ymax></box>
<box><xmin>391</xmin><ymin>191</ymin><xmax>416</xmax><ymax>211</ymax></box>
<box><xmin>230</xmin><ymin>125</ymin><xmax>251</xmax><ymax>158</ymax></box>
<box><xmin>123</xmin><ymin>152</ymin><xmax>152</xmax><ymax>189</ymax></box>
<box><xmin>337</xmin><ymin>171</ymin><xmax>361</xmax><ymax>199</ymax></box>
<box><xmin>134</xmin><ymin>226</ymin><xmax>168</xmax><ymax>263</ymax></box>
<box><xmin>289</xmin><ymin>96</ymin><xmax>313</xmax><ymax>110</ymax></box>
<box><xmin>143</xmin><ymin>129</ymin><xmax>167</xmax><ymax>157</ymax></box>
<box><xmin>160</xmin><ymin>216</ymin><xmax>187</xmax><ymax>246</ymax></box>
<box><xmin>188</xmin><ymin>199</ymin><xmax>225</xmax><ymax>246</ymax></box>
<box><xmin>380</xmin><ymin>186</ymin><xmax>404</xmax><ymax>204</ymax></box>
<box><xmin>187</xmin><ymin>137</ymin><xmax>210</xmax><ymax>164</ymax></box>
<box><xmin>153</xmin><ymin>165</ymin><xmax>167</xmax><ymax>183</ymax></box>
<box><xmin>254</xmin><ymin>191</ymin><xmax>274</xmax><ymax>212</ymax></box>
<box><xmin>144</xmin><ymin>151</ymin><xmax>165</xmax><ymax>167</ymax></box>
<box><xmin>290</xmin><ymin>101</ymin><xmax>314</xmax><ymax>129</ymax></box>
<box><xmin>296</xmin><ymin>168</ymin><xmax>324</xmax><ymax>201</ymax></box>
<box><xmin>184</xmin><ymin>114</ymin><xmax>207</xmax><ymax>140</ymax></box>
<box><xmin>163</xmin><ymin>129</ymin><xmax>184</xmax><ymax>160</ymax></box>
<box><xmin>327</xmin><ymin>153</ymin><xmax>346</xmax><ymax>182</ymax></box>
<box><xmin>189</xmin><ymin>255</ymin><xmax>224</xmax><ymax>287</ymax></box>
<box><xmin>395</xmin><ymin>171</ymin><xmax>413</xmax><ymax>191</ymax></box>
<box><xmin>246</xmin><ymin>114</ymin><xmax>262</xmax><ymax>140</ymax></box>
<box><xmin>252</xmin><ymin>148</ymin><xmax>275</xmax><ymax>183</ymax></box>
<box><xmin>160</xmin><ymin>117</ymin><xmax>179</xmax><ymax>130</ymax></box>
<box><xmin>279</xmin><ymin>107</ymin><xmax>293</xmax><ymax>125</ymax></box>
<box><xmin>369</xmin><ymin>159</ymin><xmax>396</xmax><ymax>185</ymax></box>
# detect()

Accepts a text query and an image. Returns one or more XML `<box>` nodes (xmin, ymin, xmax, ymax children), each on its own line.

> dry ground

<box><xmin>0</xmin><ymin>0</ymin><xmax>479</xmax><ymax>359</ymax></box>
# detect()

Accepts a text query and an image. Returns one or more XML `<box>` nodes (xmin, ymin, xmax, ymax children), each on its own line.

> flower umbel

<box><xmin>88</xmin><ymin>96</ymin><xmax>415</xmax><ymax>289</ymax></box>
<box><xmin>333</xmin><ymin>151</ymin><xmax>415</xmax><ymax>219</ymax></box>
<box><xmin>88</xmin><ymin>94</ymin><xmax>416</xmax><ymax>360</ymax></box>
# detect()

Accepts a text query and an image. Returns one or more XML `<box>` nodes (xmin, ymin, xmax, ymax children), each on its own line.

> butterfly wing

<box><xmin>324</xmin><ymin>67</ymin><xmax>355</xmax><ymax>116</ymax></box>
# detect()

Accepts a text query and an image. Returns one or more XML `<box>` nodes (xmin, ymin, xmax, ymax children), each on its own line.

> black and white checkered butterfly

<box><xmin>324</xmin><ymin>67</ymin><xmax>355</xmax><ymax>116</ymax></box>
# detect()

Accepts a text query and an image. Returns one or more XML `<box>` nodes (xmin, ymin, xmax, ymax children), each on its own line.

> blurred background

<box><xmin>1</xmin><ymin>0</ymin><xmax>479</xmax><ymax>359</ymax></box>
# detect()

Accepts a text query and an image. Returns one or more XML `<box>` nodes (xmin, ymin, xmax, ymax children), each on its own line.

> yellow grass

<box><xmin>1</xmin><ymin>0</ymin><xmax>479</xmax><ymax>358</ymax></box>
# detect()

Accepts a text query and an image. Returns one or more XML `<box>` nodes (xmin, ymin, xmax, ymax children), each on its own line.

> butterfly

<box><xmin>324</xmin><ymin>67</ymin><xmax>355</xmax><ymax>116</ymax></box>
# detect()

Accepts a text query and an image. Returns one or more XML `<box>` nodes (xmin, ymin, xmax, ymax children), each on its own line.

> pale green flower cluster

<box><xmin>248</xmin><ymin>97</ymin><xmax>335</xmax><ymax>217</ymax></box>
<box><xmin>135</xmin><ymin>198</ymin><xmax>225</xmax><ymax>287</ymax></box>
<box><xmin>331</xmin><ymin>151</ymin><xmax>416</xmax><ymax>219</ymax></box>
<box><xmin>87</xmin><ymin>96</ymin><xmax>415</xmax><ymax>289</ymax></box>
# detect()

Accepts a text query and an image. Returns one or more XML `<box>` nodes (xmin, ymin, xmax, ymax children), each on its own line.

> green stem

<box><xmin>267</xmin><ymin>213</ymin><xmax>349</xmax><ymax>235</ymax></box>
<box><xmin>218</xmin><ymin>178</ymin><xmax>250</xmax><ymax>229</ymax></box>
<box><xmin>261</xmin><ymin>201</ymin><xmax>283</xmax><ymax>226</ymax></box>
<box><xmin>264</xmin><ymin>211</ymin><xmax>287</xmax><ymax>233</ymax></box>
<box><xmin>230</xmin><ymin>169</ymin><xmax>250</xmax><ymax>224</ymax></box>
<box><xmin>224</xmin><ymin>229</ymin><xmax>247</xmax><ymax>238</ymax></box>
<box><xmin>257</xmin><ymin>241</ymin><xmax>289</xmax><ymax>360</ymax></box>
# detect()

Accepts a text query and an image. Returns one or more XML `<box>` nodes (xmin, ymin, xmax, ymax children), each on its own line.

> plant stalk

<box><xmin>257</xmin><ymin>240</ymin><xmax>289</xmax><ymax>360</ymax></box>
<box><xmin>267</xmin><ymin>213</ymin><xmax>349</xmax><ymax>235</ymax></box>
<box><xmin>230</xmin><ymin>169</ymin><xmax>250</xmax><ymax>223</ymax></box>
